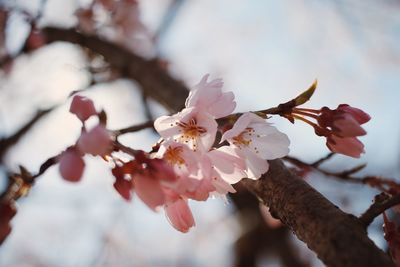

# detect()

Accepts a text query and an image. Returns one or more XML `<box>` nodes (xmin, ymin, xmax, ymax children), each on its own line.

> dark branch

<box><xmin>359</xmin><ymin>193</ymin><xmax>400</xmax><ymax>227</ymax></box>
<box><xmin>113</xmin><ymin>120</ymin><xmax>154</xmax><ymax>136</ymax></box>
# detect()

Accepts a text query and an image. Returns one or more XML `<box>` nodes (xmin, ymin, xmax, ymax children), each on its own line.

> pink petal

<box><xmin>153</xmin><ymin>114</ymin><xmax>181</xmax><ymax>139</ymax></box>
<box><xmin>221</xmin><ymin>112</ymin><xmax>253</xmax><ymax>141</ymax></box>
<box><xmin>207</xmin><ymin>91</ymin><xmax>236</xmax><ymax>118</ymax></box>
<box><xmin>77</xmin><ymin>125</ymin><xmax>112</xmax><ymax>156</ymax></box>
<box><xmin>211</xmin><ymin>176</ymin><xmax>236</xmax><ymax>194</ymax></box>
<box><xmin>333</xmin><ymin>114</ymin><xmax>366</xmax><ymax>137</ymax></box>
<box><xmin>165</xmin><ymin>198</ymin><xmax>195</xmax><ymax>233</ymax></box>
<box><xmin>134</xmin><ymin>175</ymin><xmax>166</xmax><ymax>211</ymax></box>
<box><xmin>185</xmin><ymin>75</ymin><xmax>235</xmax><ymax>118</ymax></box>
<box><xmin>185</xmin><ymin>177</ymin><xmax>215</xmax><ymax>201</ymax></box>
<box><xmin>338</xmin><ymin>104</ymin><xmax>371</xmax><ymax>124</ymax></box>
<box><xmin>69</xmin><ymin>95</ymin><xmax>97</xmax><ymax>122</ymax></box>
<box><xmin>241</xmin><ymin>149</ymin><xmax>269</xmax><ymax>179</ymax></box>
<box><xmin>59</xmin><ymin>150</ymin><xmax>85</xmax><ymax>182</ymax></box>
<box><xmin>326</xmin><ymin>135</ymin><xmax>364</xmax><ymax>158</ymax></box>
<box><xmin>207</xmin><ymin>146</ymin><xmax>246</xmax><ymax>184</ymax></box>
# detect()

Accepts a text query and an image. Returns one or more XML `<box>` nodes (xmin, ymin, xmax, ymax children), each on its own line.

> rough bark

<box><xmin>42</xmin><ymin>27</ymin><xmax>394</xmax><ymax>267</ymax></box>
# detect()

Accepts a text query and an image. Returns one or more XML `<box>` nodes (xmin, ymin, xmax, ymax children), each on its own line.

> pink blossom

<box><xmin>59</xmin><ymin>149</ymin><xmax>85</xmax><ymax>182</ymax></box>
<box><xmin>154</xmin><ymin>107</ymin><xmax>217</xmax><ymax>152</ymax></box>
<box><xmin>77</xmin><ymin>125</ymin><xmax>112</xmax><ymax>156</ymax></box>
<box><xmin>221</xmin><ymin>112</ymin><xmax>290</xmax><ymax>179</ymax></box>
<box><xmin>69</xmin><ymin>95</ymin><xmax>97</xmax><ymax>122</ymax></box>
<box><xmin>165</xmin><ymin>198</ymin><xmax>195</xmax><ymax>233</ymax></box>
<box><xmin>326</xmin><ymin>135</ymin><xmax>364</xmax><ymax>158</ymax></box>
<box><xmin>185</xmin><ymin>74</ymin><xmax>236</xmax><ymax>118</ymax></box>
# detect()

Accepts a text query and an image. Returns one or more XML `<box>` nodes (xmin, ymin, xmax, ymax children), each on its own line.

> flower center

<box><xmin>164</xmin><ymin>146</ymin><xmax>185</xmax><ymax>166</ymax></box>
<box><xmin>232</xmin><ymin>128</ymin><xmax>254</xmax><ymax>147</ymax></box>
<box><xmin>177</xmin><ymin>118</ymin><xmax>207</xmax><ymax>138</ymax></box>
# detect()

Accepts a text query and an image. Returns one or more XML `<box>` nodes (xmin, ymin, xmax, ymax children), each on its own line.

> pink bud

<box><xmin>59</xmin><ymin>150</ymin><xmax>85</xmax><ymax>182</ymax></box>
<box><xmin>326</xmin><ymin>135</ymin><xmax>364</xmax><ymax>158</ymax></box>
<box><xmin>77</xmin><ymin>125</ymin><xmax>112</xmax><ymax>156</ymax></box>
<box><xmin>69</xmin><ymin>95</ymin><xmax>97</xmax><ymax>122</ymax></box>
<box><xmin>337</xmin><ymin>104</ymin><xmax>371</xmax><ymax>124</ymax></box>
<box><xmin>165</xmin><ymin>198</ymin><xmax>195</xmax><ymax>233</ymax></box>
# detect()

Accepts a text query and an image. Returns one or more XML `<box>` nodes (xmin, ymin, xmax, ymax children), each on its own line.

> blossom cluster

<box><xmin>60</xmin><ymin>75</ymin><xmax>290</xmax><ymax>233</ymax></box>
<box><xmin>152</xmin><ymin>75</ymin><xmax>290</xmax><ymax>232</ymax></box>
<box><xmin>59</xmin><ymin>75</ymin><xmax>372</xmax><ymax>233</ymax></box>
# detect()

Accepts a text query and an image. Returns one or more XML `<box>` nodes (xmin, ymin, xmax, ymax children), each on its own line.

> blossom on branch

<box><xmin>221</xmin><ymin>112</ymin><xmax>290</xmax><ymax>179</ymax></box>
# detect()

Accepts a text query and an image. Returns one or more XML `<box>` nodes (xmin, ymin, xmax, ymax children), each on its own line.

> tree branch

<box><xmin>242</xmin><ymin>160</ymin><xmax>394</xmax><ymax>267</ymax></box>
<box><xmin>359</xmin><ymin>193</ymin><xmax>400</xmax><ymax>227</ymax></box>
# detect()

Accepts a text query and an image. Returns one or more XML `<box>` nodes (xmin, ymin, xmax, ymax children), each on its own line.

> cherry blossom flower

<box><xmin>185</xmin><ymin>74</ymin><xmax>236</xmax><ymax>119</ymax></box>
<box><xmin>59</xmin><ymin>149</ymin><xmax>85</xmax><ymax>182</ymax></box>
<box><xmin>221</xmin><ymin>112</ymin><xmax>290</xmax><ymax>179</ymax></box>
<box><xmin>164</xmin><ymin>197</ymin><xmax>195</xmax><ymax>233</ymax></box>
<box><xmin>77</xmin><ymin>125</ymin><xmax>113</xmax><ymax>156</ymax></box>
<box><xmin>154</xmin><ymin>107</ymin><xmax>217</xmax><ymax>152</ymax></box>
<box><xmin>69</xmin><ymin>95</ymin><xmax>97</xmax><ymax>122</ymax></box>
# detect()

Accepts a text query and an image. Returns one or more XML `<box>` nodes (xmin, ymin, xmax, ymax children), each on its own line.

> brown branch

<box><xmin>360</xmin><ymin>193</ymin><xmax>400</xmax><ymax>227</ymax></box>
<box><xmin>242</xmin><ymin>160</ymin><xmax>395</xmax><ymax>267</ymax></box>
<box><xmin>40</xmin><ymin>26</ymin><xmax>394</xmax><ymax>266</ymax></box>
<box><xmin>284</xmin><ymin>155</ymin><xmax>400</xmax><ymax>193</ymax></box>
<box><xmin>113</xmin><ymin>120</ymin><xmax>154</xmax><ymax>136</ymax></box>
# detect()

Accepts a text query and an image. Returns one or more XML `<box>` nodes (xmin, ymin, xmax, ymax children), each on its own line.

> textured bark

<box><xmin>242</xmin><ymin>160</ymin><xmax>394</xmax><ymax>267</ymax></box>
<box><xmin>42</xmin><ymin>27</ymin><xmax>394</xmax><ymax>267</ymax></box>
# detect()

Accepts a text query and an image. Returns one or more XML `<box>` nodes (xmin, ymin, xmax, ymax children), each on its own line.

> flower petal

<box><xmin>165</xmin><ymin>198</ymin><xmax>195</xmax><ymax>233</ymax></box>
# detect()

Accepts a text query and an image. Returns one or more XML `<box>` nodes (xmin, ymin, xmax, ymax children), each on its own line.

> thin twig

<box><xmin>311</xmin><ymin>152</ymin><xmax>335</xmax><ymax>167</ymax></box>
<box><xmin>113</xmin><ymin>120</ymin><xmax>154</xmax><ymax>136</ymax></box>
<box><xmin>283</xmin><ymin>156</ymin><xmax>400</xmax><ymax>192</ymax></box>
<box><xmin>359</xmin><ymin>193</ymin><xmax>400</xmax><ymax>227</ymax></box>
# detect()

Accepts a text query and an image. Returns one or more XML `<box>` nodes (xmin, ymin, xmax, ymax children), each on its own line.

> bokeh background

<box><xmin>0</xmin><ymin>0</ymin><xmax>399</xmax><ymax>266</ymax></box>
